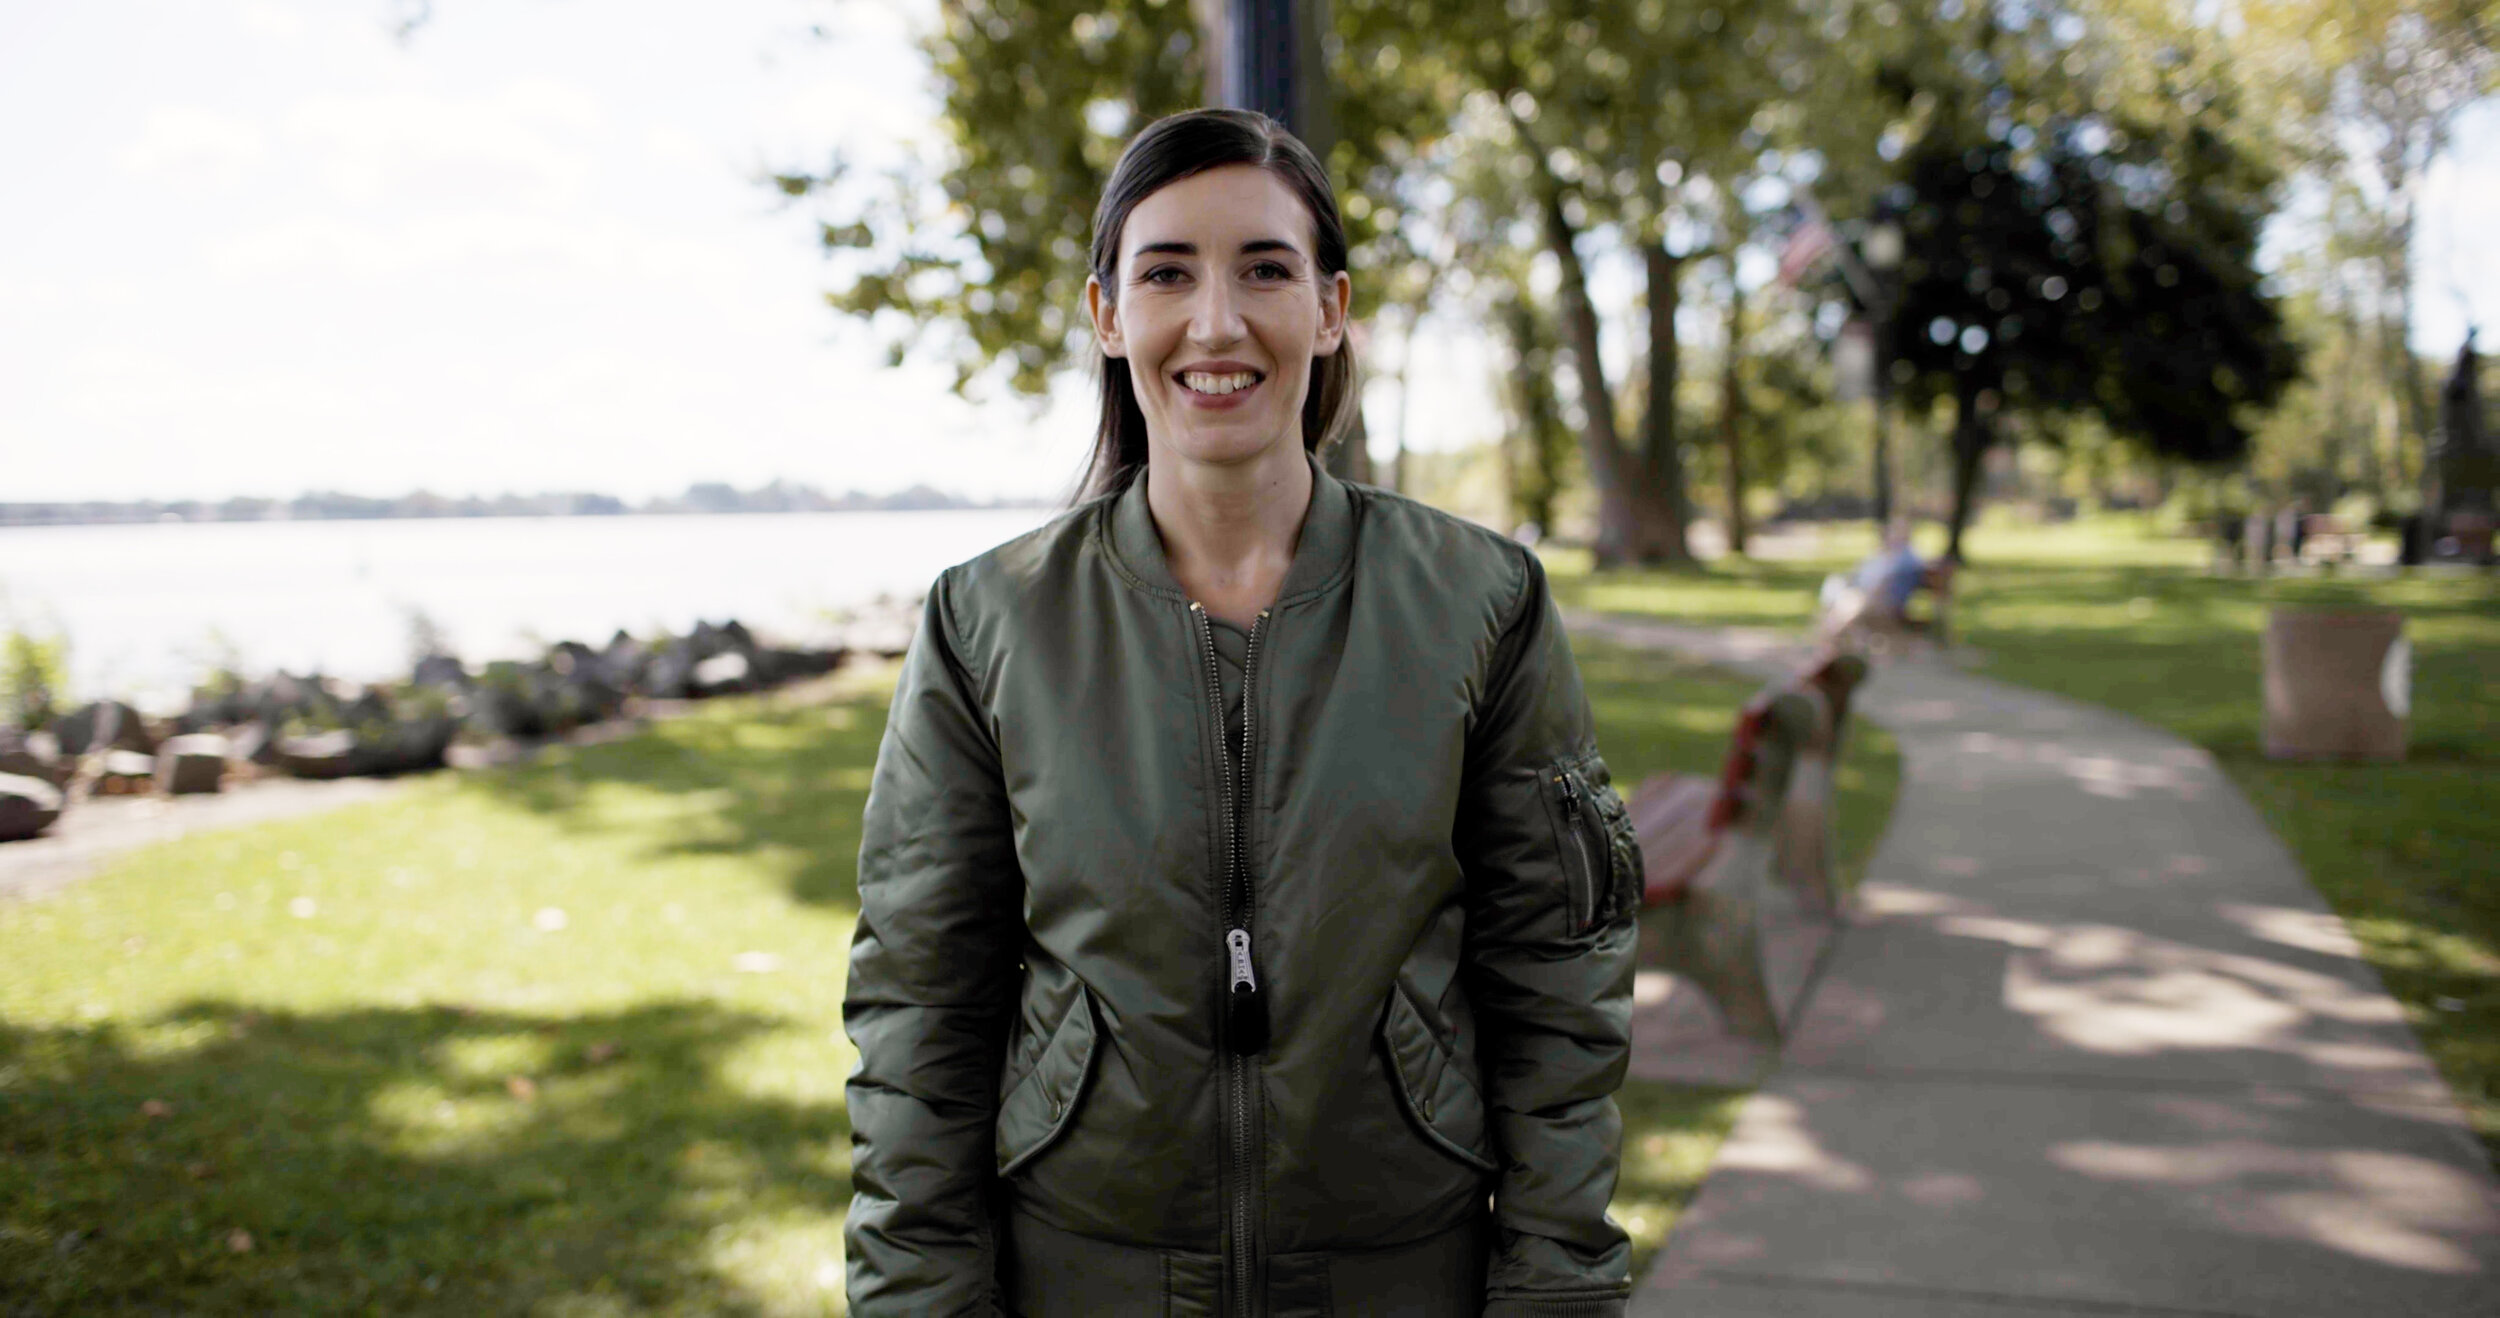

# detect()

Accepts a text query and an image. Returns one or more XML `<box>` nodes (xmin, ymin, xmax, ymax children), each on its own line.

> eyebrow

<box><xmin>1132</xmin><ymin>238</ymin><xmax>1304</xmax><ymax>258</ymax></box>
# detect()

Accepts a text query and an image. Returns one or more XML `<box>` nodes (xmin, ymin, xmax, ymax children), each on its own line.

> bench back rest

<box><xmin>1705</xmin><ymin>686</ymin><xmax>1817</xmax><ymax>835</ymax></box>
<box><xmin>1797</xmin><ymin>650</ymin><xmax>1869</xmax><ymax>757</ymax></box>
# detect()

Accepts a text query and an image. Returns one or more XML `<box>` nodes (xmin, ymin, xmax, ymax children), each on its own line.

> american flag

<box><xmin>1776</xmin><ymin>217</ymin><xmax>1836</xmax><ymax>288</ymax></box>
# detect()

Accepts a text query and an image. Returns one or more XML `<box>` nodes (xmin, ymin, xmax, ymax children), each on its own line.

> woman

<box><xmin>844</xmin><ymin>108</ymin><xmax>1643</xmax><ymax>1317</ymax></box>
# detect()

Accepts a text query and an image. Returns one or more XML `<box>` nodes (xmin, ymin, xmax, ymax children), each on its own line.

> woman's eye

<box><xmin>1142</xmin><ymin>265</ymin><xmax>1187</xmax><ymax>285</ymax></box>
<box><xmin>1248</xmin><ymin>261</ymin><xmax>1291</xmax><ymax>281</ymax></box>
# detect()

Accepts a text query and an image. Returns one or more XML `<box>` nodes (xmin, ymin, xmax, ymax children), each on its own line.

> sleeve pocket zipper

<box><xmin>1550</xmin><ymin>754</ymin><xmax>1638</xmax><ymax>933</ymax></box>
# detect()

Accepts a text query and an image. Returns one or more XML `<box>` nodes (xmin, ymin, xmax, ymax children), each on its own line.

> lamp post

<box><xmin>1804</xmin><ymin>187</ymin><xmax>1903</xmax><ymax>528</ymax></box>
<box><xmin>1863</xmin><ymin>220</ymin><xmax>1903</xmax><ymax>526</ymax></box>
<box><xmin>1227</xmin><ymin>0</ymin><xmax>1299</xmax><ymax>128</ymax></box>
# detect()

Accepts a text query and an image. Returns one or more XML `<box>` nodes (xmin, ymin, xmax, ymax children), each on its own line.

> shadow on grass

<box><xmin>485</xmin><ymin>681</ymin><xmax>896</xmax><ymax>912</ymax></box>
<box><xmin>0</xmin><ymin>999</ymin><xmax>848</xmax><ymax>1316</ymax></box>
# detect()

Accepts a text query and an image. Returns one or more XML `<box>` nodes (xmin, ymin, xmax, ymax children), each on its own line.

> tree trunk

<box><xmin>1498</xmin><ymin>297</ymin><xmax>1565</xmax><ymax>533</ymax></box>
<box><xmin>1537</xmin><ymin>186</ymin><xmax>1683</xmax><ymax>565</ymax></box>
<box><xmin>1639</xmin><ymin>245</ymin><xmax>1696</xmax><ymax>563</ymax></box>
<box><xmin>1945</xmin><ymin>376</ymin><xmax>1991</xmax><ymax>562</ymax></box>
<box><xmin>1719</xmin><ymin>279</ymin><xmax>1750</xmax><ymax>556</ymax></box>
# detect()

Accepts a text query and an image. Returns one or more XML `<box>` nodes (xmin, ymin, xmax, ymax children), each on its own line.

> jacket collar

<box><xmin>1106</xmin><ymin>450</ymin><xmax>1357</xmax><ymax>607</ymax></box>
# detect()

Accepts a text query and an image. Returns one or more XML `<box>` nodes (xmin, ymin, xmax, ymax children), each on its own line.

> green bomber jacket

<box><xmin>843</xmin><ymin>458</ymin><xmax>1644</xmax><ymax>1317</ymax></box>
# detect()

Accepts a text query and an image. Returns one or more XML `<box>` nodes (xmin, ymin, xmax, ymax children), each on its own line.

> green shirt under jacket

<box><xmin>844</xmin><ymin>458</ymin><xmax>1644</xmax><ymax>1317</ymax></box>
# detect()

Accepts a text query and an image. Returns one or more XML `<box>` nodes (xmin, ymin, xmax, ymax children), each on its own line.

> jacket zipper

<box><xmin>1190</xmin><ymin>601</ymin><xmax>1267</xmax><ymax>1318</ymax></box>
<box><xmin>1559</xmin><ymin>770</ymin><xmax>1596</xmax><ymax>931</ymax></box>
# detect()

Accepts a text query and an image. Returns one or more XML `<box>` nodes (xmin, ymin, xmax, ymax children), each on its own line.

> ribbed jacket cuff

<box><xmin>1484</xmin><ymin>1290</ymin><xmax>1630</xmax><ymax>1318</ymax></box>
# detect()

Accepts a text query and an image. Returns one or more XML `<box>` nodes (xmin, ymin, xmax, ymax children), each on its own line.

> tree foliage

<box><xmin>780</xmin><ymin>0</ymin><xmax>1205</xmax><ymax>397</ymax></box>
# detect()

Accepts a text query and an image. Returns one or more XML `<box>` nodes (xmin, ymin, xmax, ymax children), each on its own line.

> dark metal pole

<box><xmin>1227</xmin><ymin>0</ymin><xmax>1300</xmax><ymax>131</ymax></box>
<box><xmin>1873</xmin><ymin>340</ymin><xmax>1895</xmax><ymax>526</ymax></box>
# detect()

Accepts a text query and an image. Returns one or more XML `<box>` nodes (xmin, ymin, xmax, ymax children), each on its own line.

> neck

<box><xmin>1144</xmin><ymin>439</ymin><xmax>1314</xmax><ymax>624</ymax></box>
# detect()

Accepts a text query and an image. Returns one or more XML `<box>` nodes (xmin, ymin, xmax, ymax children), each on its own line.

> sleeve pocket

<box><xmin>1378</xmin><ymin>985</ymin><xmax>1500</xmax><ymax>1175</ymax></box>
<box><xmin>1542</xmin><ymin>750</ymin><xmax>1644</xmax><ymax>933</ymax></box>
<box><xmin>995</xmin><ymin>985</ymin><xmax>1099</xmax><ymax>1177</ymax></box>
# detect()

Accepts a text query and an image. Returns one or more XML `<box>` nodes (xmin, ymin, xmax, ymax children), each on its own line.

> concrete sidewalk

<box><xmin>1575</xmin><ymin>615</ymin><xmax>2500</xmax><ymax>1318</ymax></box>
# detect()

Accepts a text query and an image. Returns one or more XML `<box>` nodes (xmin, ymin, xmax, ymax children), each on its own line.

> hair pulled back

<box><xmin>1076</xmin><ymin>108</ymin><xmax>1359</xmax><ymax>502</ymax></box>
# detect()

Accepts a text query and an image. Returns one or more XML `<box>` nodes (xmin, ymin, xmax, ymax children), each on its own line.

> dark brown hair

<box><xmin>1075</xmin><ymin>108</ymin><xmax>1360</xmax><ymax>502</ymax></box>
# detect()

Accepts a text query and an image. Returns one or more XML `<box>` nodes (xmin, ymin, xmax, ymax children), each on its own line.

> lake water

<box><xmin>0</xmin><ymin>510</ymin><xmax>1056</xmax><ymax>707</ymax></box>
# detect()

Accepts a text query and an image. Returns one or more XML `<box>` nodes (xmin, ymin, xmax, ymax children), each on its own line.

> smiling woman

<box><xmin>1074</xmin><ymin>110</ymin><xmax>1360</xmax><ymax>506</ymax></box>
<box><xmin>843</xmin><ymin>109</ymin><xmax>1643</xmax><ymax>1318</ymax></box>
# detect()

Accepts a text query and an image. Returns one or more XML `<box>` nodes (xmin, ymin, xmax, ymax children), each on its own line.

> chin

<box><xmin>1149</xmin><ymin>395</ymin><xmax>1306</xmax><ymax>469</ymax></box>
<box><xmin>1168</xmin><ymin>426</ymin><xmax>1296</xmax><ymax>468</ymax></box>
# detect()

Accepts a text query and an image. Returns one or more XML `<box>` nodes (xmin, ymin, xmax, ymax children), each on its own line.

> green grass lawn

<box><xmin>0</xmin><ymin>643</ymin><xmax>1902</xmax><ymax>1310</ymax></box>
<box><xmin>1553</xmin><ymin>516</ymin><xmax>2500</xmax><ymax>1163</ymax></box>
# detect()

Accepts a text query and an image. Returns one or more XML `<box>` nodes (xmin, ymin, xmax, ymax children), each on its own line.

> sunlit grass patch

<box><xmin>1610</xmin><ymin>1084</ymin><xmax>1750</xmax><ymax>1276</ymax></box>
<box><xmin>1</xmin><ymin>675</ymin><xmax>885</xmax><ymax>1314</ymax></box>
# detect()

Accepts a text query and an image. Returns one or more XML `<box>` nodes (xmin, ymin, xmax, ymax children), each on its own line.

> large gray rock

<box><xmin>180</xmin><ymin>675</ymin><xmax>255</xmax><ymax>731</ymax></box>
<box><xmin>348</xmin><ymin>715</ymin><xmax>456</xmax><ymax>776</ymax></box>
<box><xmin>411</xmin><ymin>654</ymin><xmax>469</xmax><ymax>690</ymax></box>
<box><xmin>638</xmin><ymin>640</ymin><xmax>698</xmax><ymax>699</ymax></box>
<box><xmin>227</xmin><ymin>719</ymin><xmax>281</xmax><ymax>767</ymax></box>
<box><xmin>55</xmin><ymin>701</ymin><xmax>155</xmax><ymax>757</ymax></box>
<box><xmin>156</xmin><ymin>733</ymin><xmax>229</xmax><ymax>795</ymax></box>
<box><xmin>691</xmin><ymin>651</ymin><xmax>752</xmax><ymax>695</ymax></box>
<box><xmin>276</xmin><ymin>729</ymin><xmax>357</xmax><ymax>780</ymax></box>
<box><xmin>0</xmin><ymin>772</ymin><xmax>63</xmax><ymax>840</ymax></box>
<box><xmin>472</xmin><ymin>662</ymin><xmax>554</xmax><ymax>738</ymax></box>
<box><xmin>90</xmin><ymin>748</ymin><xmax>157</xmax><ymax>796</ymax></box>
<box><xmin>0</xmin><ymin>728</ymin><xmax>68</xmax><ymax>788</ymax></box>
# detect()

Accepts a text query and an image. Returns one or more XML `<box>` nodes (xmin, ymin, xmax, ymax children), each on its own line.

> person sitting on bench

<box><xmin>1818</xmin><ymin>520</ymin><xmax>1933</xmax><ymax>644</ymax></box>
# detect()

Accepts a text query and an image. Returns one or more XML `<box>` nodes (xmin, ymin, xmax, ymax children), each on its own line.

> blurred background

<box><xmin>4</xmin><ymin>0</ymin><xmax>2494</xmax><ymax>695</ymax></box>
<box><xmin>2</xmin><ymin>1</ymin><xmax>2495</xmax><ymax>1313</ymax></box>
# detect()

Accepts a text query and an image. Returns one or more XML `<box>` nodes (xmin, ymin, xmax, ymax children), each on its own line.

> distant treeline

<box><xmin>0</xmin><ymin>480</ymin><xmax>1045</xmax><ymax>527</ymax></box>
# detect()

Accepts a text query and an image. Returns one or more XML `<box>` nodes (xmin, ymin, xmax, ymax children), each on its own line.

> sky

<box><xmin>1</xmin><ymin>1</ymin><xmax>2493</xmax><ymax>504</ymax></box>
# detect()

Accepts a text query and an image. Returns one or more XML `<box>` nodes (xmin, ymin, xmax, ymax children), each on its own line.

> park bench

<box><xmin>1771</xmin><ymin>651</ymin><xmax>1870</xmax><ymax>918</ymax></box>
<box><xmin>1624</xmin><ymin>650</ymin><xmax>1867</xmax><ymax>1046</ymax></box>
<box><xmin>2297</xmin><ymin>513</ymin><xmax>2363</xmax><ymax>565</ymax></box>
<box><xmin>1627</xmin><ymin>681</ymin><xmax>1822</xmax><ymax>1044</ymax></box>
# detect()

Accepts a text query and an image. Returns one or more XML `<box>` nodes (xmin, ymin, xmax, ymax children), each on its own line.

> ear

<box><xmin>1086</xmin><ymin>274</ymin><xmax>1124</xmax><ymax>358</ymax></box>
<box><xmin>1314</xmin><ymin>269</ymin><xmax>1351</xmax><ymax>357</ymax></box>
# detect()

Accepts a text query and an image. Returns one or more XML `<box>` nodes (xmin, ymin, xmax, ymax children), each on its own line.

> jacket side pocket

<box><xmin>1542</xmin><ymin>751</ymin><xmax>1643</xmax><ymax>933</ymax></box>
<box><xmin>1378</xmin><ymin>984</ymin><xmax>1500</xmax><ymax>1175</ymax></box>
<box><xmin>996</xmin><ymin>985</ymin><xmax>1100</xmax><ymax>1177</ymax></box>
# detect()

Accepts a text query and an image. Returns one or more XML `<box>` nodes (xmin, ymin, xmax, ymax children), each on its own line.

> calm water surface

<box><xmin>1</xmin><ymin>510</ymin><xmax>1054</xmax><ymax>704</ymax></box>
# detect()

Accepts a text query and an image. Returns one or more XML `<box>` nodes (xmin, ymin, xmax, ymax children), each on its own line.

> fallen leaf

<box><xmin>185</xmin><ymin>1161</ymin><xmax>212</xmax><ymax>1180</ymax></box>
<box><xmin>226</xmin><ymin>1229</ymin><xmax>254</xmax><ymax>1254</ymax></box>
<box><xmin>584</xmin><ymin>1041</ymin><xmax>620</xmax><ymax>1065</ymax></box>
<box><xmin>505</xmin><ymin>1075</ymin><xmax>538</xmax><ymax>1102</ymax></box>
<box><xmin>140</xmin><ymin>1100</ymin><xmax>172</xmax><ymax>1119</ymax></box>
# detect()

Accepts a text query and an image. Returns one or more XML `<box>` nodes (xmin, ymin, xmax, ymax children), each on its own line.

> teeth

<box><xmin>1181</xmin><ymin>371</ymin><xmax>1259</xmax><ymax>396</ymax></box>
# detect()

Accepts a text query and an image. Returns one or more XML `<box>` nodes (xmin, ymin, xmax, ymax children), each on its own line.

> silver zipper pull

<box><xmin>1226</xmin><ymin>928</ymin><xmax>1256</xmax><ymax>992</ymax></box>
<box><xmin>1560</xmin><ymin>772</ymin><xmax>1582</xmax><ymax>817</ymax></box>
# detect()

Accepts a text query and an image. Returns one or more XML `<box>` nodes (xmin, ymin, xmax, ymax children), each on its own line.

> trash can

<box><xmin>2261</xmin><ymin>609</ymin><xmax>2407</xmax><ymax>761</ymax></box>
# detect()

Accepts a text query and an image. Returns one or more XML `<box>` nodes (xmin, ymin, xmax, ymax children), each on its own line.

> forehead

<box><xmin>1121</xmin><ymin>164</ymin><xmax>1317</xmax><ymax>259</ymax></box>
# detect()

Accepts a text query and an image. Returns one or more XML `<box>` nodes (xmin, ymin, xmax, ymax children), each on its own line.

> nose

<box><xmin>1185</xmin><ymin>274</ymin><xmax>1247</xmax><ymax>348</ymax></box>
